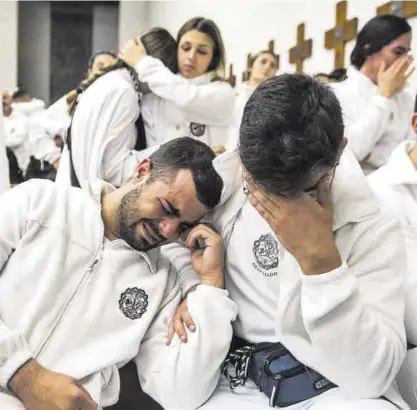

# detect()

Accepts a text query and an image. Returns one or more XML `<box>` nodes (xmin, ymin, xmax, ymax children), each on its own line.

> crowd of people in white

<box><xmin>1</xmin><ymin>12</ymin><xmax>417</xmax><ymax>410</ymax></box>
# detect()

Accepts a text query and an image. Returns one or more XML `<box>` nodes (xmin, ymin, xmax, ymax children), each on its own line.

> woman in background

<box><xmin>121</xmin><ymin>17</ymin><xmax>235</xmax><ymax>154</ymax></box>
<box><xmin>226</xmin><ymin>50</ymin><xmax>278</xmax><ymax>151</ymax></box>
<box><xmin>332</xmin><ymin>14</ymin><xmax>415</xmax><ymax>174</ymax></box>
<box><xmin>55</xmin><ymin>28</ymin><xmax>177</xmax><ymax>188</ymax></box>
<box><xmin>29</xmin><ymin>51</ymin><xmax>117</xmax><ymax>172</ymax></box>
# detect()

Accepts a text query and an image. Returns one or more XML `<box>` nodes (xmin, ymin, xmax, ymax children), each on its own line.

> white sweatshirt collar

<box><xmin>346</xmin><ymin>66</ymin><xmax>377</xmax><ymax>91</ymax></box>
<box><xmin>384</xmin><ymin>140</ymin><xmax>417</xmax><ymax>186</ymax></box>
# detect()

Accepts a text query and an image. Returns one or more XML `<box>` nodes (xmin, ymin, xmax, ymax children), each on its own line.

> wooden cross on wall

<box><xmin>268</xmin><ymin>40</ymin><xmax>280</xmax><ymax>69</ymax></box>
<box><xmin>377</xmin><ymin>1</ymin><xmax>417</xmax><ymax>18</ymax></box>
<box><xmin>325</xmin><ymin>0</ymin><xmax>358</xmax><ymax>68</ymax></box>
<box><xmin>289</xmin><ymin>23</ymin><xmax>313</xmax><ymax>72</ymax></box>
<box><xmin>226</xmin><ymin>63</ymin><xmax>236</xmax><ymax>88</ymax></box>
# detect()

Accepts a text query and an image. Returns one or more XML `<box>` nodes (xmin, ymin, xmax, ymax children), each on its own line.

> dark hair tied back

<box><xmin>350</xmin><ymin>15</ymin><xmax>411</xmax><ymax>69</ymax></box>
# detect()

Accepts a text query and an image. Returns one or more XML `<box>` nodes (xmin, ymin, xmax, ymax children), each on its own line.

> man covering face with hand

<box><xmin>167</xmin><ymin>75</ymin><xmax>408</xmax><ymax>410</ymax></box>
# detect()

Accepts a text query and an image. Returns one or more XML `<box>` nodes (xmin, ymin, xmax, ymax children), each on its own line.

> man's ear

<box><xmin>132</xmin><ymin>159</ymin><xmax>152</xmax><ymax>183</ymax></box>
<box><xmin>341</xmin><ymin>137</ymin><xmax>348</xmax><ymax>152</ymax></box>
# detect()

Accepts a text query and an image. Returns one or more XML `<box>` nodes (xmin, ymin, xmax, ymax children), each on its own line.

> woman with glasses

<box><xmin>332</xmin><ymin>14</ymin><xmax>415</xmax><ymax>174</ymax></box>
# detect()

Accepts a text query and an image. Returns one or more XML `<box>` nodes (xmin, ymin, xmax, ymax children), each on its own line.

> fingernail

<box><xmin>166</xmin><ymin>339</ymin><xmax>170</xmax><ymax>345</ymax></box>
<box><xmin>189</xmin><ymin>325</ymin><xmax>196</xmax><ymax>332</ymax></box>
<box><xmin>181</xmin><ymin>335</ymin><xmax>187</xmax><ymax>342</ymax></box>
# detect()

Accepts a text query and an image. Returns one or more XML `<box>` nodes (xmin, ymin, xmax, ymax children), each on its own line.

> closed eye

<box><xmin>158</xmin><ymin>198</ymin><xmax>180</xmax><ymax>218</ymax></box>
<box><xmin>159</xmin><ymin>200</ymin><xmax>171</xmax><ymax>216</ymax></box>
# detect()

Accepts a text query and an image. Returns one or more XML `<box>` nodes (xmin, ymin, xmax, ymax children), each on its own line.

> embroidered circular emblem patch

<box><xmin>189</xmin><ymin>122</ymin><xmax>206</xmax><ymax>137</ymax></box>
<box><xmin>253</xmin><ymin>233</ymin><xmax>279</xmax><ymax>270</ymax></box>
<box><xmin>119</xmin><ymin>287</ymin><xmax>148</xmax><ymax>320</ymax></box>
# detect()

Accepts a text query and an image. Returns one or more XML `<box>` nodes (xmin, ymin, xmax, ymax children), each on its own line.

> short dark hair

<box><xmin>142</xmin><ymin>27</ymin><xmax>178</xmax><ymax>73</ymax></box>
<box><xmin>328</xmin><ymin>68</ymin><xmax>347</xmax><ymax>81</ymax></box>
<box><xmin>414</xmin><ymin>94</ymin><xmax>417</xmax><ymax>113</ymax></box>
<box><xmin>351</xmin><ymin>15</ymin><xmax>411</xmax><ymax>69</ymax></box>
<box><xmin>12</xmin><ymin>89</ymin><xmax>29</xmax><ymax>100</ymax></box>
<box><xmin>88</xmin><ymin>51</ymin><xmax>117</xmax><ymax>70</ymax></box>
<box><xmin>149</xmin><ymin>137</ymin><xmax>223</xmax><ymax>209</ymax></box>
<box><xmin>177</xmin><ymin>17</ymin><xmax>226</xmax><ymax>77</ymax></box>
<box><xmin>239</xmin><ymin>74</ymin><xmax>344</xmax><ymax>199</ymax></box>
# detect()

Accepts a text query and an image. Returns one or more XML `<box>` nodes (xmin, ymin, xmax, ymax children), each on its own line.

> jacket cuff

<box><xmin>1</xmin><ymin>345</ymin><xmax>33</xmax><ymax>389</ymax></box>
<box><xmin>188</xmin><ymin>285</ymin><xmax>233</xmax><ymax>311</ymax></box>
<box><xmin>372</xmin><ymin>95</ymin><xmax>394</xmax><ymax>112</ymax></box>
<box><xmin>301</xmin><ymin>262</ymin><xmax>350</xmax><ymax>286</ymax></box>
<box><xmin>179</xmin><ymin>269</ymin><xmax>201</xmax><ymax>299</ymax></box>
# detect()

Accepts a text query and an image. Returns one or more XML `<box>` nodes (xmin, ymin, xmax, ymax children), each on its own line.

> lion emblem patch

<box><xmin>189</xmin><ymin>122</ymin><xmax>206</xmax><ymax>137</ymax></box>
<box><xmin>119</xmin><ymin>287</ymin><xmax>148</xmax><ymax>320</ymax></box>
<box><xmin>253</xmin><ymin>234</ymin><xmax>279</xmax><ymax>270</ymax></box>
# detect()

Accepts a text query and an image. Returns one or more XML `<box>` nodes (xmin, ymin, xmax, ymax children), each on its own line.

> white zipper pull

<box><xmin>87</xmin><ymin>257</ymin><xmax>100</xmax><ymax>273</ymax></box>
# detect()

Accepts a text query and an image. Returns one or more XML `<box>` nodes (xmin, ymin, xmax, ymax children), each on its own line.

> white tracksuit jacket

<box><xmin>0</xmin><ymin>179</ymin><xmax>237</xmax><ymax>409</ymax></box>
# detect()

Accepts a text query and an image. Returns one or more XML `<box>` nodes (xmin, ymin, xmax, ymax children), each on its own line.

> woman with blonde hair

<box><xmin>121</xmin><ymin>17</ymin><xmax>235</xmax><ymax>154</ymax></box>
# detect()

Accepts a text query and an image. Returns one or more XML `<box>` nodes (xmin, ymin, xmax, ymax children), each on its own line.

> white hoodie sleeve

<box><xmin>4</xmin><ymin>115</ymin><xmax>29</xmax><ymax>148</ymax></box>
<box><xmin>135</xmin><ymin>56</ymin><xmax>235</xmax><ymax>127</ymax></box>
<box><xmin>333</xmin><ymin>85</ymin><xmax>394</xmax><ymax>162</ymax></box>
<box><xmin>299</xmin><ymin>211</ymin><xmax>406</xmax><ymax>398</ymax></box>
<box><xmin>28</xmin><ymin>96</ymin><xmax>70</xmax><ymax>164</ymax></box>
<box><xmin>28</xmin><ymin>120</ymin><xmax>62</xmax><ymax>165</ymax></box>
<box><xmin>161</xmin><ymin>243</ymin><xmax>201</xmax><ymax>297</ymax></box>
<box><xmin>70</xmin><ymin>80</ymin><xmax>147</xmax><ymax>187</ymax></box>
<box><xmin>12</xmin><ymin>99</ymin><xmax>46</xmax><ymax>117</ymax></box>
<box><xmin>135</xmin><ymin>274</ymin><xmax>237</xmax><ymax>410</ymax></box>
<box><xmin>0</xmin><ymin>182</ymin><xmax>35</xmax><ymax>387</ymax></box>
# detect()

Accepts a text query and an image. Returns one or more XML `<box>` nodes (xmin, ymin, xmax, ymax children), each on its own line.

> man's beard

<box><xmin>116</xmin><ymin>187</ymin><xmax>167</xmax><ymax>252</ymax></box>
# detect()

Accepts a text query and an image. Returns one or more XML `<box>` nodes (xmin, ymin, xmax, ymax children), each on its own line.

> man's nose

<box><xmin>158</xmin><ymin>218</ymin><xmax>181</xmax><ymax>240</ymax></box>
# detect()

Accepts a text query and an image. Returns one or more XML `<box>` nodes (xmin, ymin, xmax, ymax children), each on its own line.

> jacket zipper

<box><xmin>263</xmin><ymin>347</ymin><xmax>302</xmax><ymax>377</ymax></box>
<box><xmin>34</xmin><ymin>254</ymin><xmax>101</xmax><ymax>358</ymax></box>
<box><xmin>268</xmin><ymin>360</ymin><xmax>305</xmax><ymax>408</ymax></box>
<box><xmin>272</xmin><ymin>364</ymin><xmax>305</xmax><ymax>380</ymax></box>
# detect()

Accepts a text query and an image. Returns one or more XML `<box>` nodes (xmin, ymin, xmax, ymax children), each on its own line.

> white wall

<box><xmin>119</xmin><ymin>1</ymin><xmax>150</xmax><ymax>48</ymax></box>
<box><xmin>0</xmin><ymin>1</ymin><xmax>18</xmax><ymax>92</ymax></box>
<box><xmin>18</xmin><ymin>1</ymin><xmax>51</xmax><ymax>103</ymax></box>
<box><xmin>145</xmin><ymin>0</ymin><xmax>417</xmax><ymax>86</ymax></box>
<box><xmin>93</xmin><ymin>3</ymin><xmax>119</xmax><ymax>55</ymax></box>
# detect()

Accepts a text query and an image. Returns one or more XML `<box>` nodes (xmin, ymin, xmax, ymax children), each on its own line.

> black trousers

<box><xmin>106</xmin><ymin>361</ymin><xmax>163</xmax><ymax>410</ymax></box>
